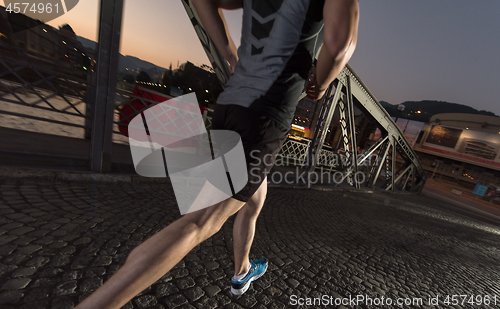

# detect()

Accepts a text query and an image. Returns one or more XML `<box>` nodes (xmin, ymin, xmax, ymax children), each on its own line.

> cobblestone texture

<box><xmin>0</xmin><ymin>178</ymin><xmax>499</xmax><ymax>308</ymax></box>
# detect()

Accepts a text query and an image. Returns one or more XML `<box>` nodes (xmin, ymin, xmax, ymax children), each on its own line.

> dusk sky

<box><xmin>36</xmin><ymin>0</ymin><xmax>500</xmax><ymax>116</ymax></box>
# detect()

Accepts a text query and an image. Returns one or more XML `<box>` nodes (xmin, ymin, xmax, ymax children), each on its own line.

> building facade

<box><xmin>413</xmin><ymin>113</ymin><xmax>500</xmax><ymax>187</ymax></box>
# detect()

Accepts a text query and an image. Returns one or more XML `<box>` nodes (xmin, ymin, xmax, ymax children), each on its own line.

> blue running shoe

<box><xmin>231</xmin><ymin>259</ymin><xmax>268</xmax><ymax>295</ymax></box>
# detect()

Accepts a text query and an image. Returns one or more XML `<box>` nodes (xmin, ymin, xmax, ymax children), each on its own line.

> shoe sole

<box><xmin>230</xmin><ymin>262</ymin><xmax>268</xmax><ymax>296</ymax></box>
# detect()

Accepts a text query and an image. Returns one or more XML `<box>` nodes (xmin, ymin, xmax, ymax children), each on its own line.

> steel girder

<box><xmin>344</xmin><ymin>65</ymin><xmax>427</xmax><ymax>192</ymax></box>
<box><xmin>298</xmin><ymin>63</ymin><xmax>427</xmax><ymax>192</ymax></box>
<box><xmin>181</xmin><ymin>0</ymin><xmax>232</xmax><ymax>89</ymax></box>
<box><xmin>89</xmin><ymin>0</ymin><xmax>124</xmax><ymax>172</ymax></box>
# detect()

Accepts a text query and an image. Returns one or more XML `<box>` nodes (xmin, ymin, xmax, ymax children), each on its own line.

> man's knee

<box><xmin>246</xmin><ymin>186</ymin><xmax>267</xmax><ymax>215</ymax></box>
<box><xmin>197</xmin><ymin>214</ymin><xmax>224</xmax><ymax>240</ymax></box>
<box><xmin>188</xmin><ymin>202</ymin><xmax>238</xmax><ymax>240</ymax></box>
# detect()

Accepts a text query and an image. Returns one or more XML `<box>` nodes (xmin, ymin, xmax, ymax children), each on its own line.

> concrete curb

<box><xmin>0</xmin><ymin>167</ymin><xmax>171</xmax><ymax>184</ymax></box>
<box><xmin>267</xmin><ymin>183</ymin><xmax>416</xmax><ymax>195</ymax></box>
<box><xmin>0</xmin><ymin>166</ymin><xmax>414</xmax><ymax>196</ymax></box>
<box><xmin>0</xmin><ymin>167</ymin><xmax>58</xmax><ymax>180</ymax></box>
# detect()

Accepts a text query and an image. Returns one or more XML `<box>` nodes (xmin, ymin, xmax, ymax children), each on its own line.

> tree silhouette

<box><xmin>136</xmin><ymin>71</ymin><xmax>151</xmax><ymax>83</ymax></box>
<box><xmin>123</xmin><ymin>73</ymin><xmax>135</xmax><ymax>84</ymax></box>
<box><xmin>161</xmin><ymin>66</ymin><xmax>173</xmax><ymax>95</ymax></box>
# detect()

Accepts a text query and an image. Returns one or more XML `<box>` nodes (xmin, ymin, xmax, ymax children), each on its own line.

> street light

<box><xmin>395</xmin><ymin>104</ymin><xmax>405</xmax><ymax>123</ymax></box>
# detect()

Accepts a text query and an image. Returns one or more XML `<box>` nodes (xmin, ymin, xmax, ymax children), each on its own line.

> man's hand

<box><xmin>305</xmin><ymin>77</ymin><xmax>327</xmax><ymax>101</ymax></box>
<box><xmin>192</xmin><ymin>0</ymin><xmax>241</xmax><ymax>73</ymax></box>
<box><xmin>228</xmin><ymin>55</ymin><xmax>238</xmax><ymax>73</ymax></box>
<box><xmin>305</xmin><ymin>68</ymin><xmax>327</xmax><ymax>100</ymax></box>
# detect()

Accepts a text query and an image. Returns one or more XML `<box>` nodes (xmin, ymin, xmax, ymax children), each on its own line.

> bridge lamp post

<box><xmin>395</xmin><ymin>104</ymin><xmax>405</xmax><ymax>123</ymax></box>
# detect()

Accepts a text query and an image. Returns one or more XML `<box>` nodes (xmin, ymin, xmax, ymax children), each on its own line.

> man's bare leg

<box><xmin>75</xmin><ymin>197</ymin><xmax>245</xmax><ymax>309</ymax></box>
<box><xmin>232</xmin><ymin>177</ymin><xmax>267</xmax><ymax>276</ymax></box>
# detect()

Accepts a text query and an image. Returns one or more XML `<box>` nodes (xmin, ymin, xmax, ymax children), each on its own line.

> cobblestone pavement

<box><xmin>1</xmin><ymin>178</ymin><xmax>500</xmax><ymax>309</ymax></box>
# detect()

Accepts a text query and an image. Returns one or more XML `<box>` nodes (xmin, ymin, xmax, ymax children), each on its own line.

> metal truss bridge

<box><xmin>0</xmin><ymin>0</ymin><xmax>426</xmax><ymax>192</ymax></box>
<box><xmin>183</xmin><ymin>0</ymin><xmax>426</xmax><ymax>193</ymax></box>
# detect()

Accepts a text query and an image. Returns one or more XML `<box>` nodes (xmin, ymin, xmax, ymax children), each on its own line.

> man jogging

<box><xmin>76</xmin><ymin>0</ymin><xmax>358</xmax><ymax>307</ymax></box>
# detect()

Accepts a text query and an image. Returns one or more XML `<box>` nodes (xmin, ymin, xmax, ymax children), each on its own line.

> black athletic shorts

<box><xmin>211</xmin><ymin>104</ymin><xmax>289</xmax><ymax>202</ymax></box>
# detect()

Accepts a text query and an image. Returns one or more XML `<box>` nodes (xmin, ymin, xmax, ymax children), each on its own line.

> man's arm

<box><xmin>306</xmin><ymin>0</ymin><xmax>359</xmax><ymax>100</ymax></box>
<box><xmin>191</xmin><ymin>0</ymin><xmax>242</xmax><ymax>72</ymax></box>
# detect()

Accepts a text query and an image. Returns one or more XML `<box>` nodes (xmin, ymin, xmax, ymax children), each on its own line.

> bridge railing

<box><xmin>0</xmin><ymin>37</ymin><xmax>95</xmax><ymax>157</ymax></box>
<box><xmin>0</xmin><ymin>1</ymin><xmax>127</xmax><ymax>172</ymax></box>
<box><xmin>300</xmin><ymin>64</ymin><xmax>427</xmax><ymax>192</ymax></box>
<box><xmin>0</xmin><ymin>0</ymin><xmax>427</xmax><ymax>191</ymax></box>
